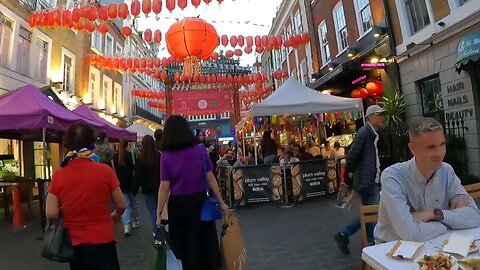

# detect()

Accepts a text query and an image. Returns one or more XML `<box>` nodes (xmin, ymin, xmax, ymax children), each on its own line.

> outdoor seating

<box><xmin>359</xmin><ymin>204</ymin><xmax>379</xmax><ymax>270</ymax></box>
<box><xmin>465</xmin><ymin>182</ymin><xmax>480</xmax><ymax>200</ymax></box>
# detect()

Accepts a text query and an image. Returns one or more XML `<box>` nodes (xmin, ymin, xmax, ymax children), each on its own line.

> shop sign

<box><xmin>442</xmin><ymin>78</ymin><xmax>476</xmax><ymax>121</ymax></box>
<box><xmin>233</xmin><ymin>165</ymin><xmax>276</xmax><ymax>205</ymax></box>
<box><xmin>291</xmin><ymin>160</ymin><xmax>328</xmax><ymax>200</ymax></box>
<box><xmin>360</xmin><ymin>62</ymin><xmax>386</xmax><ymax>68</ymax></box>
<box><xmin>456</xmin><ymin>32</ymin><xmax>480</xmax><ymax>65</ymax></box>
<box><xmin>352</xmin><ymin>75</ymin><xmax>367</xmax><ymax>85</ymax></box>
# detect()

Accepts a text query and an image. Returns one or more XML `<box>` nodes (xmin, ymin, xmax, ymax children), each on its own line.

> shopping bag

<box><xmin>149</xmin><ymin>245</ymin><xmax>167</xmax><ymax>270</ymax></box>
<box><xmin>335</xmin><ymin>184</ymin><xmax>355</xmax><ymax>209</ymax></box>
<box><xmin>221</xmin><ymin>212</ymin><xmax>246</xmax><ymax>270</ymax></box>
<box><xmin>166</xmin><ymin>249</ymin><xmax>182</xmax><ymax>270</ymax></box>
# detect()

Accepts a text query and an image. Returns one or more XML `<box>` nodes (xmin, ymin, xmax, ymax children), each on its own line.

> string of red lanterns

<box><xmin>131</xmin><ymin>89</ymin><xmax>166</xmax><ymax>100</ymax></box>
<box><xmin>351</xmin><ymin>81</ymin><xmax>384</xmax><ymax>99</ymax></box>
<box><xmin>220</xmin><ymin>33</ymin><xmax>310</xmax><ymax>51</ymax></box>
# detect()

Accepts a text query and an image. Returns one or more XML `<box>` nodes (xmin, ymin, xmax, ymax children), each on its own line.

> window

<box><xmin>300</xmin><ymin>59</ymin><xmax>308</xmax><ymax>85</ymax></box>
<box><xmin>38</xmin><ymin>0</ymin><xmax>57</xmax><ymax>9</ymax></box>
<box><xmin>114</xmin><ymin>83</ymin><xmax>122</xmax><ymax>114</ymax></box>
<box><xmin>333</xmin><ymin>2</ymin><xmax>348</xmax><ymax>52</ymax></box>
<box><xmin>32</xmin><ymin>38</ymin><xmax>48</xmax><ymax>82</ymax></box>
<box><xmin>355</xmin><ymin>0</ymin><xmax>372</xmax><ymax>34</ymax></box>
<box><xmin>63</xmin><ymin>55</ymin><xmax>73</xmax><ymax>93</ymax></box>
<box><xmin>16</xmin><ymin>26</ymin><xmax>31</xmax><ymax>75</ymax></box>
<box><xmin>102</xmin><ymin>75</ymin><xmax>112</xmax><ymax>110</ymax></box>
<box><xmin>318</xmin><ymin>21</ymin><xmax>331</xmax><ymax>66</ymax></box>
<box><xmin>419</xmin><ymin>75</ymin><xmax>444</xmax><ymax>124</ymax></box>
<box><xmin>0</xmin><ymin>14</ymin><xmax>13</xmax><ymax>67</ymax></box>
<box><xmin>116</xmin><ymin>44</ymin><xmax>122</xmax><ymax>57</ymax></box>
<box><xmin>105</xmin><ymin>34</ymin><xmax>114</xmax><ymax>56</ymax></box>
<box><xmin>405</xmin><ymin>0</ymin><xmax>431</xmax><ymax>34</ymax></box>
<box><xmin>91</xmin><ymin>30</ymin><xmax>102</xmax><ymax>53</ymax></box>
<box><xmin>294</xmin><ymin>10</ymin><xmax>303</xmax><ymax>34</ymax></box>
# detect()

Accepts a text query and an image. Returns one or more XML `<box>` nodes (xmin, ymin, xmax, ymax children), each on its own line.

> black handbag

<box><xmin>41</xmin><ymin>215</ymin><xmax>74</xmax><ymax>263</ymax></box>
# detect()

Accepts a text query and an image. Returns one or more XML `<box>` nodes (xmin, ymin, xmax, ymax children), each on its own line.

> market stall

<box><xmin>126</xmin><ymin>122</ymin><xmax>155</xmax><ymax>140</ymax></box>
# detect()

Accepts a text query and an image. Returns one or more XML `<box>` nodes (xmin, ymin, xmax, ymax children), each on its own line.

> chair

<box><xmin>359</xmin><ymin>204</ymin><xmax>379</xmax><ymax>270</ymax></box>
<box><xmin>465</xmin><ymin>183</ymin><xmax>480</xmax><ymax>200</ymax></box>
<box><xmin>0</xmin><ymin>186</ymin><xmax>12</xmax><ymax>219</ymax></box>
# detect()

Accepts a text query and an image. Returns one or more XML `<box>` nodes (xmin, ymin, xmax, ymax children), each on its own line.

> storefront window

<box><xmin>33</xmin><ymin>141</ymin><xmax>51</xmax><ymax>180</ymax></box>
<box><xmin>419</xmin><ymin>75</ymin><xmax>445</xmax><ymax>124</ymax></box>
<box><xmin>405</xmin><ymin>0</ymin><xmax>431</xmax><ymax>34</ymax></box>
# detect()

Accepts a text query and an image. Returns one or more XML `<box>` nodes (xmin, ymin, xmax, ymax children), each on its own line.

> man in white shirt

<box><xmin>374</xmin><ymin>117</ymin><xmax>480</xmax><ymax>243</ymax></box>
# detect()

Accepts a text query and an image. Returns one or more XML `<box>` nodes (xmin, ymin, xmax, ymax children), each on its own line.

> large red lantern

<box><xmin>142</xmin><ymin>0</ymin><xmax>152</xmax><ymax>15</ymax></box>
<box><xmin>165</xmin><ymin>17</ymin><xmax>219</xmax><ymax>77</ymax></box>
<box><xmin>131</xmin><ymin>0</ymin><xmax>141</xmax><ymax>17</ymax></box>
<box><xmin>153</xmin><ymin>0</ymin><xmax>162</xmax><ymax>15</ymax></box>
<box><xmin>366</xmin><ymin>81</ymin><xmax>384</xmax><ymax>96</ymax></box>
<box><xmin>121</xmin><ymin>26</ymin><xmax>132</xmax><ymax>37</ymax></box>
<box><xmin>351</xmin><ymin>88</ymin><xmax>369</xmax><ymax>99</ymax></box>
<box><xmin>144</xmin><ymin>28</ymin><xmax>152</xmax><ymax>42</ymax></box>
<box><xmin>166</xmin><ymin>0</ymin><xmax>176</xmax><ymax>12</ymax></box>
<box><xmin>108</xmin><ymin>3</ymin><xmax>117</xmax><ymax>19</ymax></box>
<box><xmin>118</xmin><ymin>3</ymin><xmax>129</xmax><ymax>19</ymax></box>
<box><xmin>98</xmin><ymin>6</ymin><xmax>108</xmax><ymax>21</ymax></box>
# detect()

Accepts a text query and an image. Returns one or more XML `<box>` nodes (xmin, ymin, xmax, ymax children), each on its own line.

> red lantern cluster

<box><xmin>172</xmin><ymin>72</ymin><xmax>268</xmax><ymax>86</ymax></box>
<box><xmin>131</xmin><ymin>89</ymin><xmax>166</xmax><ymax>100</ymax></box>
<box><xmin>272</xmin><ymin>70</ymin><xmax>289</xmax><ymax>80</ymax></box>
<box><xmin>351</xmin><ymin>81</ymin><xmax>383</xmax><ymax>99</ymax></box>
<box><xmin>219</xmin><ymin>33</ymin><xmax>310</xmax><ymax>51</ymax></box>
<box><xmin>239</xmin><ymin>84</ymin><xmax>275</xmax><ymax>107</ymax></box>
<box><xmin>148</xmin><ymin>101</ymin><xmax>166</xmax><ymax>111</ymax></box>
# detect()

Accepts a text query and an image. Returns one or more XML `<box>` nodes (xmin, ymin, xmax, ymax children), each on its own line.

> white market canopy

<box><xmin>126</xmin><ymin>122</ymin><xmax>154</xmax><ymax>139</ymax></box>
<box><xmin>250</xmin><ymin>77</ymin><xmax>364</xmax><ymax>117</ymax></box>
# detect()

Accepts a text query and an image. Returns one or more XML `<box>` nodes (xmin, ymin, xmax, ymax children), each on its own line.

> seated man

<box><xmin>233</xmin><ymin>150</ymin><xmax>255</xmax><ymax>168</ymax></box>
<box><xmin>375</xmin><ymin>117</ymin><xmax>480</xmax><ymax>243</ymax></box>
<box><xmin>217</xmin><ymin>149</ymin><xmax>237</xmax><ymax>167</ymax></box>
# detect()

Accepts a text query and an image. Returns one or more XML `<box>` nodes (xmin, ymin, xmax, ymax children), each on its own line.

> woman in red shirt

<box><xmin>46</xmin><ymin>123</ymin><xmax>126</xmax><ymax>270</ymax></box>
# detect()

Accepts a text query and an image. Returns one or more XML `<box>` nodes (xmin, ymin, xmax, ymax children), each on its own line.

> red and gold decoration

<box><xmin>165</xmin><ymin>17</ymin><xmax>219</xmax><ymax>78</ymax></box>
<box><xmin>172</xmin><ymin>89</ymin><xmax>233</xmax><ymax>115</ymax></box>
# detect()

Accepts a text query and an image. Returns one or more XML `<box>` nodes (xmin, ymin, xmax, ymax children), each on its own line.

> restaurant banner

<box><xmin>172</xmin><ymin>89</ymin><xmax>233</xmax><ymax>115</ymax></box>
<box><xmin>232</xmin><ymin>164</ymin><xmax>281</xmax><ymax>205</ymax></box>
<box><xmin>291</xmin><ymin>160</ymin><xmax>329</xmax><ymax>201</ymax></box>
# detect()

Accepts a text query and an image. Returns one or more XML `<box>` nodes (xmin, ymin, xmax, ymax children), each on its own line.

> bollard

<box><xmin>12</xmin><ymin>184</ymin><xmax>26</xmax><ymax>229</ymax></box>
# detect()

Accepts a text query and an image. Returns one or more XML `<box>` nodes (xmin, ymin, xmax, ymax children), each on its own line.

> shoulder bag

<box><xmin>199</xmin><ymin>144</ymin><xmax>222</xmax><ymax>221</ymax></box>
<box><xmin>41</xmin><ymin>213</ymin><xmax>74</xmax><ymax>263</ymax></box>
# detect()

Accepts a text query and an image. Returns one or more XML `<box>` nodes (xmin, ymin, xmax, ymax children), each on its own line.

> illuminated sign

<box><xmin>218</xmin><ymin>137</ymin><xmax>235</xmax><ymax>145</ymax></box>
<box><xmin>352</xmin><ymin>75</ymin><xmax>367</xmax><ymax>85</ymax></box>
<box><xmin>360</xmin><ymin>62</ymin><xmax>386</xmax><ymax>68</ymax></box>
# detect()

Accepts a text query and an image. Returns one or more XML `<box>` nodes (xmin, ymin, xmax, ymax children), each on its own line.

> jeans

<box><xmin>340</xmin><ymin>186</ymin><xmax>379</xmax><ymax>243</ymax></box>
<box><xmin>121</xmin><ymin>193</ymin><xmax>138</xmax><ymax>225</ymax></box>
<box><xmin>144</xmin><ymin>195</ymin><xmax>158</xmax><ymax>232</ymax></box>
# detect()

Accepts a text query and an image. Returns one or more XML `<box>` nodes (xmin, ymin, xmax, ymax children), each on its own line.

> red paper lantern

<box><xmin>71</xmin><ymin>8</ymin><xmax>81</xmax><ymax>23</ymax></box>
<box><xmin>61</xmin><ymin>10</ymin><xmax>71</xmax><ymax>28</ymax></box>
<box><xmin>98</xmin><ymin>6</ymin><xmax>108</xmax><ymax>21</ymax></box>
<box><xmin>80</xmin><ymin>7</ymin><xmax>88</xmax><ymax>19</ymax></box>
<box><xmin>261</xmin><ymin>35</ymin><xmax>268</xmax><ymax>47</ymax></box>
<box><xmin>29</xmin><ymin>14</ymin><xmax>36</xmax><ymax>28</ymax></box>
<box><xmin>162</xmin><ymin>57</ymin><xmax>168</xmax><ymax>68</ymax></box>
<box><xmin>244</xmin><ymin>46</ymin><xmax>252</xmax><ymax>54</ymax></box>
<box><xmin>165</xmin><ymin>17</ymin><xmax>219</xmax><ymax>60</ymax></box>
<box><xmin>203</xmin><ymin>0</ymin><xmax>213</xmax><ymax>4</ymax></box>
<box><xmin>121</xmin><ymin>26</ymin><xmax>132</xmax><ymax>37</ymax></box>
<box><xmin>98</xmin><ymin>23</ymin><xmax>109</xmax><ymax>35</ymax></box>
<box><xmin>87</xmin><ymin>6</ymin><xmax>97</xmax><ymax>21</ymax></box>
<box><xmin>210</xmin><ymin>52</ymin><xmax>219</xmax><ymax>60</ymax></box>
<box><xmin>352</xmin><ymin>88</ymin><xmax>369</xmax><ymax>99</ymax></box>
<box><xmin>237</xmin><ymin>35</ymin><xmax>245</xmax><ymax>47</ymax></box>
<box><xmin>85</xmin><ymin>21</ymin><xmax>96</xmax><ymax>33</ymax></box>
<box><xmin>166</xmin><ymin>0</ymin><xmax>176</xmax><ymax>12</ymax></box>
<box><xmin>152</xmin><ymin>0</ymin><xmax>162</xmax><ymax>15</ymax></box>
<box><xmin>366</xmin><ymin>81</ymin><xmax>384</xmax><ymax>96</ymax></box>
<box><xmin>154</xmin><ymin>30</ymin><xmax>162</xmax><ymax>44</ymax></box>
<box><xmin>225</xmin><ymin>50</ymin><xmax>234</xmax><ymax>58</ymax></box>
<box><xmin>144</xmin><ymin>28</ymin><xmax>152</xmax><ymax>42</ymax></box>
<box><xmin>147</xmin><ymin>58</ymin><xmax>154</xmax><ymax>68</ymax></box>
<box><xmin>131</xmin><ymin>0</ymin><xmax>141</xmax><ymax>17</ymax></box>
<box><xmin>230</xmin><ymin>35</ymin><xmax>238</xmax><ymax>47</ymax></box>
<box><xmin>160</xmin><ymin>71</ymin><xmax>167</xmax><ymax>81</ymax></box>
<box><xmin>254</xmin><ymin>35</ymin><xmax>261</xmax><ymax>47</ymax></box>
<box><xmin>191</xmin><ymin>0</ymin><xmax>201</xmax><ymax>8</ymax></box>
<box><xmin>301</xmin><ymin>32</ymin><xmax>310</xmax><ymax>44</ymax></box>
<box><xmin>178</xmin><ymin>0</ymin><xmax>187</xmax><ymax>9</ymax></box>
<box><xmin>221</xmin><ymin>34</ymin><xmax>228</xmax><ymax>47</ymax></box>
<box><xmin>74</xmin><ymin>20</ymin><xmax>85</xmax><ymax>31</ymax></box>
<box><xmin>118</xmin><ymin>3</ymin><xmax>129</xmax><ymax>19</ymax></box>
<box><xmin>256</xmin><ymin>46</ymin><xmax>264</xmax><ymax>53</ymax></box>
<box><xmin>234</xmin><ymin>49</ymin><xmax>242</xmax><ymax>57</ymax></box>
<box><xmin>142</xmin><ymin>0</ymin><xmax>152</xmax><ymax>15</ymax></box>
<box><xmin>107</xmin><ymin>3</ymin><xmax>117</xmax><ymax>20</ymax></box>
<box><xmin>52</xmin><ymin>9</ymin><xmax>62</xmax><ymax>28</ymax></box>
<box><xmin>217</xmin><ymin>0</ymin><xmax>224</xmax><ymax>4</ymax></box>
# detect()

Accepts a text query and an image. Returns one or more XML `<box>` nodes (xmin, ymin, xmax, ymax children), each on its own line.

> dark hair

<box><xmin>118</xmin><ymin>139</ymin><xmax>127</xmax><ymax>166</ymax></box>
<box><xmin>63</xmin><ymin>123</ymin><xmax>96</xmax><ymax>151</ymax></box>
<box><xmin>262</xmin><ymin>130</ymin><xmax>272</xmax><ymax>140</ymax></box>
<box><xmin>96</xmin><ymin>131</ymin><xmax>107</xmax><ymax>144</ymax></box>
<box><xmin>160</xmin><ymin>115</ymin><xmax>198</xmax><ymax>151</ymax></box>
<box><xmin>334</xmin><ymin>142</ymin><xmax>341</xmax><ymax>148</ymax></box>
<box><xmin>154</xmin><ymin>129</ymin><xmax>163</xmax><ymax>141</ymax></box>
<box><xmin>140</xmin><ymin>135</ymin><xmax>158</xmax><ymax>167</ymax></box>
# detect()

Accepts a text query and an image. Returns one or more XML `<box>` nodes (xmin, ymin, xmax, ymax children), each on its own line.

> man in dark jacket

<box><xmin>334</xmin><ymin>105</ymin><xmax>386</xmax><ymax>255</ymax></box>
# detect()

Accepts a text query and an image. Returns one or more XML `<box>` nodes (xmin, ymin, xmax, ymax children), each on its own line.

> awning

<box><xmin>455</xmin><ymin>31</ymin><xmax>480</xmax><ymax>72</ymax></box>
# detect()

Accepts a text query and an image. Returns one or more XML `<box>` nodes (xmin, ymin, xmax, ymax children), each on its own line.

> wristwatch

<box><xmin>433</xmin><ymin>208</ymin><xmax>444</xmax><ymax>222</ymax></box>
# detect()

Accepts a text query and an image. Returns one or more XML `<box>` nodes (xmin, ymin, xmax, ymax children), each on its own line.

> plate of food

<box><xmin>414</xmin><ymin>252</ymin><xmax>458</xmax><ymax>270</ymax></box>
<box><xmin>442</xmin><ymin>240</ymin><xmax>479</xmax><ymax>254</ymax></box>
<box><xmin>458</xmin><ymin>258</ymin><xmax>480</xmax><ymax>270</ymax></box>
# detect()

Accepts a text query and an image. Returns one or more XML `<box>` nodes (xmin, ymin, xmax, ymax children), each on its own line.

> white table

<box><xmin>362</xmin><ymin>228</ymin><xmax>480</xmax><ymax>270</ymax></box>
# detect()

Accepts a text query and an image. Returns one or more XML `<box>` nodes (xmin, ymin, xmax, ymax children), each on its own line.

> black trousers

<box><xmin>69</xmin><ymin>242</ymin><xmax>120</xmax><ymax>270</ymax></box>
<box><xmin>168</xmin><ymin>192</ymin><xmax>221</xmax><ymax>270</ymax></box>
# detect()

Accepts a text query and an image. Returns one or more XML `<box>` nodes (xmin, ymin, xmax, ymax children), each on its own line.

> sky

<box><xmin>136</xmin><ymin>0</ymin><xmax>283</xmax><ymax>66</ymax></box>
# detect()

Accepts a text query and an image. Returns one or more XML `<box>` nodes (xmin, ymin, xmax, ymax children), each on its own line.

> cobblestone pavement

<box><xmin>0</xmin><ymin>194</ymin><xmax>362</xmax><ymax>270</ymax></box>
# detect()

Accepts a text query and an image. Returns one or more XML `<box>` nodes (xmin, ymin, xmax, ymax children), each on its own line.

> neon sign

<box><xmin>352</xmin><ymin>75</ymin><xmax>367</xmax><ymax>85</ymax></box>
<box><xmin>361</xmin><ymin>62</ymin><xmax>386</xmax><ymax>68</ymax></box>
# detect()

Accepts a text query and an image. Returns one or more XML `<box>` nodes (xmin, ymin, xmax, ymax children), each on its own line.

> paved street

<box><xmin>0</xmin><ymin>194</ymin><xmax>362</xmax><ymax>270</ymax></box>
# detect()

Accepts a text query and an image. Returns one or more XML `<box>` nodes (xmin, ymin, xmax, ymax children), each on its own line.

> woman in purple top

<box><xmin>156</xmin><ymin>115</ymin><xmax>229</xmax><ymax>270</ymax></box>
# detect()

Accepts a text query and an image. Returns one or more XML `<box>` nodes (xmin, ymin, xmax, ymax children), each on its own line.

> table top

<box><xmin>0</xmin><ymin>177</ymin><xmax>50</xmax><ymax>183</ymax></box>
<box><xmin>362</xmin><ymin>227</ymin><xmax>480</xmax><ymax>270</ymax></box>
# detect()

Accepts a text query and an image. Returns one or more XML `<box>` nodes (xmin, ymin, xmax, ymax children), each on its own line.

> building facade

<box><xmin>387</xmin><ymin>0</ymin><xmax>480</xmax><ymax>176</ymax></box>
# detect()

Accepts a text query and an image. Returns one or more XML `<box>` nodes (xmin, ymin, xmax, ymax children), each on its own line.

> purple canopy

<box><xmin>0</xmin><ymin>85</ymin><xmax>105</xmax><ymax>142</ymax></box>
<box><xmin>73</xmin><ymin>105</ymin><xmax>136</xmax><ymax>141</ymax></box>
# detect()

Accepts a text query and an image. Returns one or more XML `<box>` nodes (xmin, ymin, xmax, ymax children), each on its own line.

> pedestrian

<box><xmin>133</xmin><ymin>135</ymin><xmax>161</xmax><ymax>232</ymax></box>
<box><xmin>154</xmin><ymin>128</ymin><xmax>163</xmax><ymax>152</ymax></box>
<box><xmin>95</xmin><ymin>132</ymin><xmax>115</xmax><ymax>166</ymax></box>
<box><xmin>321</xmin><ymin>140</ymin><xmax>333</xmax><ymax>159</ymax></box>
<box><xmin>113</xmin><ymin>139</ymin><xmax>137</xmax><ymax>237</ymax></box>
<box><xmin>260</xmin><ymin>130</ymin><xmax>277</xmax><ymax>164</ymax></box>
<box><xmin>196</xmin><ymin>129</ymin><xmax>220</xmax><ymax>168</ymax></box>
<box><xmin>156</xmin><ymin>115</ymin><xmax>229</xmax><ymax>270</ymax></box>
<box><xmin>46</xmin><ymin>123</ymin><xmax>126</xmax><ymax>270</ymax></box>
<box><xmin>334</xmin><ymin>104</ymin><xmax>386</xmax><ymax>254</ymax></box>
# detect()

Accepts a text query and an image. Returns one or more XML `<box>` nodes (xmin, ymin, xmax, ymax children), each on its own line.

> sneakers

<box><xmin>132</xmin><ymin>220</ymin><xmax>140</xmax><ymax>229</ymax></box>
<box><xmin>123</xmin><ymin>224</ymin><xmax>132</xmax><ymax>237</ymax></box>
<box><xmin>334</xmin><ymin>232</ymin><xmax>350</xmax><ymax>255</ymax></box>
